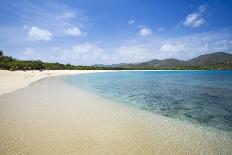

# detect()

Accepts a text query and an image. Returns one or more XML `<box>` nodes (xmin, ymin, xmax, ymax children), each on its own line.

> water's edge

<box><xmin>63</xmin><ymin>71</ymin><xmax>232</xmax><ymax>134</ymax></box>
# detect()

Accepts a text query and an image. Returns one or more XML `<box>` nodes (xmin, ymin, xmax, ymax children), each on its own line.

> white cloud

<box><xmin>128</xmin><ymin>20</ymin><xmax>135</xmax><ymax>25</ymax></box>
<box><xmin>19</xmin><ymin>47</ymin><xmax>41</xmax><ymax>60</ymax></box>
<box><xmin>49</xmin><ymin>42</ymin><xmax>108</xmax><ymax>65</ymax></box>
<box><xmin>139</xmin><ymin>27</ymin><xmax>152</xmax><ymax>36</ymax></box>
<box><xmin>71</xmin><ymin>43</ymin><xmax>104</xmax><ymax>54</ymax></box>
<box><xmin>44</xmin><ymin>30</ymin><xmax>232</xmax><ymax>65</ymax></box>
<box><xmin>21</xmin><ymin>48</ymin><xmax>35</xmax><ymax>56</ymax></box>
<box><xmin>65</xmin><ymin>27</ymin><xmax>83</xmax><ymax>36</ymax></box>
<box><xmin>183</xmin><ymin>13</ymin><xmax>205</xmax><ymax>28</ymax></box>
<box><xmin>61</xmin><ymin>12</ymin><xmax>76</xmax><ymax>19</ymax></box>
<box><xmin>114</xmin><ymin>45</ymin><xmax>154</xmax><ymax>63</ymax></box>
<box><xmin>160</xmin><ymin>43</ymin><xmax>186</xmax><ymax>52</ymax></box>
<box><xmin>28</xmin><ymin>26</ymin><xmax>52</xmax><ymax>41</ymax></box>
<box><xmin>159</xmin><ymin>31</ymin><xmax>232</xmax><ymax>60</ymax></box>
<box><xmin>183</xmin><ymin>4</ymin><xmax>207</xmax><ymax>28</ymax></box>
<box><xmin>199</xmin><ymin>4</ymin><xmax>207</xmax><ymax>12</ymax></box>
<box><xmin>47</xmin><ymin>42</ymin><xmax>155</xmax><ymax>65</ymax></box>
<box><xmin>17</xmin><ymin>2</ymin><xmax>87</xmax><ymax>37</ymax></box>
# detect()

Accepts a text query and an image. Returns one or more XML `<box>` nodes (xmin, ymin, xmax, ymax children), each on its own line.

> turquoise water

<box><xmin>64</xmin><ymin>71</ymin><xmax>232</xmax><ymax>131</ymax></box>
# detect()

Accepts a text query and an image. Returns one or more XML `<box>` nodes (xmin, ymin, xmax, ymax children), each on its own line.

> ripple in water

<box><xmin>65</xmin><ymin>71</ymin><xmax>232</xmax><ymax>131</ymax></box>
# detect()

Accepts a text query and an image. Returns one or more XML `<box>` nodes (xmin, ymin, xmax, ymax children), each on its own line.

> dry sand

<box><xmin>0</xmin><ymin>70</ymin><xmax>114</xmax><ymax>96</ymax></box>
<box><xmin>0</xmin><ymin>71</ymin><xmax>232</xmax><ymax>155</ymax></box>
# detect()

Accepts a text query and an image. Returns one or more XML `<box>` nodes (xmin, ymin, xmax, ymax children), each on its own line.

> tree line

<box><xmin>0</xmin><ymin>50</ymin><xmax>231</xmax><ymax>71</ymax></box>
<box><xmin>0</xmin><ymin>51</ymin><xmax>123</xmax><ymax>71</ymax></box>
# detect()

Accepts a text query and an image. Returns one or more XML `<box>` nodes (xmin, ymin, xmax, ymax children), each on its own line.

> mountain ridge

<box><xmin>94</xmin><ymin>52</ymin><xmax>232</xmax><ymax>68</ymax></box>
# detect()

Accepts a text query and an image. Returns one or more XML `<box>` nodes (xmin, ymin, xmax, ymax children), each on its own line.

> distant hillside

<box><xmin>94</xmin><ymin>63</ymin><xmax>134</xmax><ymax>68</ymax></box>
<box><xmin>132</xmin><ymin>58</ymin><xmax>186</xmax><ymax>67</ymax></box>
<box><xmin>95</xmin><ymin>52</ymin><xmax>232</xmax><ymax>69</ymax></box>
<box><xmin>133</xmin><ymin>52</ymin><xmax>232</xmax><ymax>67</ymax></box>
<box><xmin>187</xmin><ymin>52</ymin><xmax>232</xmax><ymax>66</ymax></box>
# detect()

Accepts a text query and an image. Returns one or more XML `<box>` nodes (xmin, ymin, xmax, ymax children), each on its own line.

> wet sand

<box><xmin>0</xmin><ymin>76</ymin><xmax>231</xmax><ymax>155</ymax></box>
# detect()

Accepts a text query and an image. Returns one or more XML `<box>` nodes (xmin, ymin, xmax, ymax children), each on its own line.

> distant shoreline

<box><xmin>1</xmin><ymin>69</ymin><xmax>232</xmax><ymax>96</ymax></box>
<box><xmin>0</xmin><ymin>70</ymin><xmax>117</xmax><ymax>96</ymax></box>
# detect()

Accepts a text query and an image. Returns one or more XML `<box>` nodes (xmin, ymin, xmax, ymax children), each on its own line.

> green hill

<box><xmin>187</xmin><ymin>52</ymin><xmax>232</xmax><ymax>66</ymax></box>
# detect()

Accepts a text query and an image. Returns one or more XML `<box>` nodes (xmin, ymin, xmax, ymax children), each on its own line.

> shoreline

<box><xmin>0</xmin><ymin>70</ymin><xmax>232</xmax><ymax>154</ymax></box>
<box><xmin>0</xmin><ymin>70</ymin><xmax>117</xmax><ymax>96</ymax></box>
<box><xmin>1</xmin><ymin>69</ymin><xmax>231</xmax><ymax>96</ymax></box>
<box><xmin>0</xmin><ymin>76</ymin><xmax>231</xmax><ymax>154</ymax></box>
<box><xmin>63</xmin><ymin>73</ymin><xmax>232</xmax><ymax>135</ymax></box>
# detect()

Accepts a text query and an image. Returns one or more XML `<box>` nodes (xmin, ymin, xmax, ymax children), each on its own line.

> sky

<box><xmin>0</xmin><ymin>0</ymin><xmax>232</xmax><ymax>65</ymax></box>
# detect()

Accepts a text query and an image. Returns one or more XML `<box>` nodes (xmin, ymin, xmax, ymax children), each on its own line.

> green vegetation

<box><xmin>0</xmin><ymin>51</ymin><xmax>122</xmax><ymax>71</ymax></box>
<box><xmin>123</xmin><ymin>64</ymin><xmax>232</xmax><ymax>70</ymax></box>
<box><xmin>0</xmin><ymin>50</ymin><xmax>231</xmax><ymax>71</ymax></box>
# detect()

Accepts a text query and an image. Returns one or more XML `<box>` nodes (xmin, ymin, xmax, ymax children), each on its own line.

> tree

<box><xmin>0</xmin><ymin>50</ymin><xmax>3</xmax><ymax>57</ymax></box>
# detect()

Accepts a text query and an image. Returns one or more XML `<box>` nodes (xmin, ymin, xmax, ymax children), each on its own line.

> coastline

<box><xmin>1</xmin><ymin>69</ymin><xmax>230</xmax><ymax>97</ymax></box>
<box><xmin>0</xmin><ymin>70</ymin><xmax>232</xmax><ymax>154</ymax></box>
<box><xmin>0</xmin><ymin>69</ymin><xmax>199</xmax><ymax>96</ymax></box>
<box><xmin>0</xmin><ymin>70</ymin><xmax>117</xmax><ymax>96</ymax></box>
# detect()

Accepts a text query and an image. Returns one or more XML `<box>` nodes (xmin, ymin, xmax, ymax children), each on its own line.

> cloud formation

<box><xmin>28</xmin><ymin>26</ymin><xmax>52</xmax><ymax>41</ymax></box>
<box><xmin>61</xmin><ymin>12</ymin><xmax>76</xmax><ymax>19</ymax></box>
<box><xmin>18</xmin><ymin>2</ymin><xmax>87</xmax><ymax>38</ymax></box>
<box><xmin>65</xmin><ymin>27</ymin><xmax>83</xmax><ymax>36</ymax></box>
<box><xmin>49</xmin><ymin>42</ymin><xmax>107</xmax><ymax>65</ymax></box>
<box><xmin>139</xmin><ymin>27</ymin><xmax>152</xmax><ymax>36</ymax></box>
<box><xmin>38</xmin><ymin>30</ymin><xmax>232</xmax><ymax>65</ymax></box>
<box><xmin>1</xmin><ymin>1</ymin><xmax>231</xmax><ymax>66</ymax></box>
<box><xmin>183</xmin><ymin>5</ymin><xmax>207</xmax><ymax>28</ymax></box>
<box><xmin>159</xmin><ymin>31</ymin><xmax>232</xmax><ymax>59</ymax></box>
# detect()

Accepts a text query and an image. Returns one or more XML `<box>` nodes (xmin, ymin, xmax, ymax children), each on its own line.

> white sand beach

<box><xmin>0</xmin><ymin>70</ymin><xmax>114</xmax><ymax>96</ymax></box>
<box><xmin>0</xmin><ymin>70</ymin><xmax>231</xmax><ymax>155</ymax></box>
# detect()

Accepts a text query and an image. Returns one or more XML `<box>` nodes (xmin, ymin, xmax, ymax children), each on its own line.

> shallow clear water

<box><xmin>64</xmin><ymin>71</ymin><xmax>232</xmax><ymax>131</ymax></box>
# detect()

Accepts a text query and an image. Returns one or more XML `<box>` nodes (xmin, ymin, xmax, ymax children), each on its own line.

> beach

<box><xmin>0</xmin><ymin>70</ymin><xmax>232</xmax><ymax>155</ymax></box>
<box><xmin>0</xmin><ymin>70</ymin><xmax>117</xmax><ymax>96</ymax></box>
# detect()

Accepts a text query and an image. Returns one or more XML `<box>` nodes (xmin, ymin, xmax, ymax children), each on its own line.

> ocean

<box><xmin>64</xmin><ymin>71</ymin><xmax>232</xmax><ymax>131</ymax></box>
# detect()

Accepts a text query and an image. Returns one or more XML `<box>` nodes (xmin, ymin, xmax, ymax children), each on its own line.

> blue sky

<box><xmin>0</xmin><ymin>0</ymin><xmax>232</xmax><ymax>65</ymax></box>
